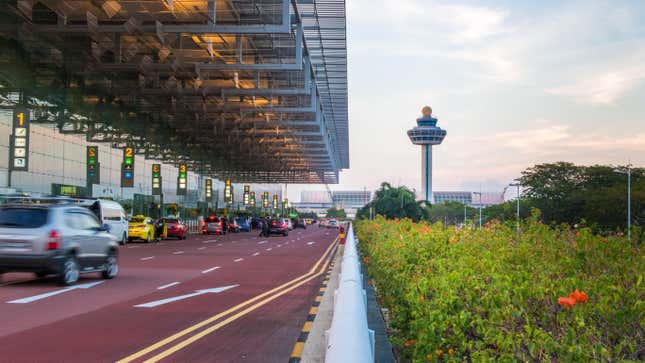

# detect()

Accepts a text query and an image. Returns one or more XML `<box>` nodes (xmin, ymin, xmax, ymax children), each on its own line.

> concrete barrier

<box><xmin>325</xmin><ymin>224</ymin><xmax>374</xmax><ymax>363</ymax></box>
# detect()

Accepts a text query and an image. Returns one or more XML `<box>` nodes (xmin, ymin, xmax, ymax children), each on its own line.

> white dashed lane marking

<box><xmin>157</xmin><ymin>282</ymin><xmax>180</xmax><ymax>290</ymax></box>
<box><xmin>234</xmin><ymin>258</ymin><xmax>244</xmax><ymax>262</ymax></box>
<box><xmin>173</xmin><ymin>251</ymin><xmax>184</xmax><ymax>255</ymax></box>
<box><xmin>197</xmin><ymin>247</ymin><xmax>207</xmax><ymax>250</ymax></box>
<box><xmin>266</xmin><ymin>248</ymin><xmax>272</xmax><ymax>251</ymax></box>
<box><xmin>140</xmin><ymin>256</ymin><xmax>155</xmax><ymax>261</ymax></box>
<box><xmin>252</xmin><ymin>252</ymin><xmax>260</xmax><ymax>256</ymax></box>
<box><xmin>201</xmin><ymin>266</ymin><xmax>221</xmax><ymax>274</ymax></box>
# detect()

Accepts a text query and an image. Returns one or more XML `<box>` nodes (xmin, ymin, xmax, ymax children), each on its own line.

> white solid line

<box><xmin>173</xmin><ymin>251</ymin><xmax>184</xmax><ymax>255</ymax></box>
<box><xmin>197</xmin><ymin>247</ymin><xmax>207</xmax><ymax>250</ymax></box>
<box><xmin>135</xmin><ymin>285</ymin><xmax>239</xmax><ymax>308</ymax></box>
<box><xmin>252</xmin><ymin>252</ymin><xmax>260</xmax><ymax>256</ymax></box>
<box><xmin>201</xmin><ymin>266</ymin><xmax>221</xmax><ymax>274</ymax></box>
<box><xmin>234</xmin><ymin>258</ymin><xmax>244</xmax><ymax>262</ymax></box>
<box><xmin>258</xmin><ymin>240</ymin><xmax>268</xmax><ymax>244</ymax></box>
<box><xmin>141</xmin><ymin>256</ymin><xmax>155</xmax><ymax>261</ymax></box>
<box><xmin>157</xmin><ymin>282</ymin><xmax>180</xmax><ymax>290</ymax></box>
<box><xmin>266</xmin><ymin>248</ymin><xmax>272</xmax><ymax>251</ymax></box>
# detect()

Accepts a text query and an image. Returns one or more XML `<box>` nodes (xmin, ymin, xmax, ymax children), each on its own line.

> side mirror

<box><xmin>102</xmin><ymin>223</ymin><xmax>111</xmax><ymax>232</ymax></box>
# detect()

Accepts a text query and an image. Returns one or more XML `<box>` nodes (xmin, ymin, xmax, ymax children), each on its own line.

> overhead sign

<box><xmin>121</xmin><ymin>147</ymin><xmax>135</xmax><ymax>188</ymax></box>
<box><xmin>243</xmin><ymin>185</ymin><xmax>250</xmax><ymax>205</ymax></box>
<box><xmin>10</xmin><ymin>107</ymin><xmax>30</xmax><ymax>171</ymax></box>
<box><xmin>86</xmin><ymin>146</ymin><xmax>100</xmax><ymax>187</ymax></box>
<box><xmin>249</xmin><ymin>191</ymin><xmax>256</xmax><ymax>207</ymax></box>
<box><xmin>152</xmin><ymin>164</ymin><xmax>162</xmax><ymax>195</ymax></box>
<box><xmin>177</xmin><ymin>163</ymin><xmax>187</xmax><ymax>195</ymax></box>
<box><xmin>205</xmin><ymin>179</ymin><xmax>212</xmax><ymax>200</ymax></box>
<box><xmin>224</xmin><ymin>179</ymin><xmax>232</xmax><ymax>203</ymax></box>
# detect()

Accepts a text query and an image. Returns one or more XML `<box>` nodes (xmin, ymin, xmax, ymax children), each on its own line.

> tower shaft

<box><xmin>421</xmin><ymin>144</ymin><xmax>433</xmax><ymax>203</ymax></box>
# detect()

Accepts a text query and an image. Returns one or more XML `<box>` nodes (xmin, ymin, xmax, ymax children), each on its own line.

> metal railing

<box><xmin>325</xmin><ymin>223</ymin><xmax>375</xmax><ymax>363</ymax></box>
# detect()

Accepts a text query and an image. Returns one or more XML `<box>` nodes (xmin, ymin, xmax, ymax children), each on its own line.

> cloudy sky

<box><xmin>301</xmin><ymin>0</ymin><xmax>643</xmax><ymax>199</ymax></box>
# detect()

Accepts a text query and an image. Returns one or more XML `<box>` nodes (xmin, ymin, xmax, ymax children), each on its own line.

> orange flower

<box><xmin>558</xmin><ymin>297</ymin><xmax>576</xmax><ymax>308</ymax></box>
<box><xmin>404</xmin><ymin>339</ymin><xmax>416</xmax><ymax>347</ymax></box>
<box><xmin>448</xmin><ymin>348</ymin><xmax>455</xmax><ymax>355</ymax></box>
<box><xmin>426</xmin><ymin>267</ymin><xmax>432</xmax><ymax>274</ymax></box>
<box><xmin>569</xmin><ymin>289</ymin><xmax>589</xmax><ymax>304</ymax></box>
<box><xmin>435</xmin><ymin>349</ymin><xmax>443</xmax><ymax>356</ymax></box>
<box><xmin>426</xmin><ymin>354</ymin><xmax>433</xmax><ymax>360</ymax></box>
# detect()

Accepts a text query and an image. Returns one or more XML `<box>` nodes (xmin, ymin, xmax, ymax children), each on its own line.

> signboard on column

<box><xmin>151</xmin><ymin>164</ymin><xmax>162</xmax><ymax>195</ymax></box>
<box><xmin>177</xmin><ymin>163</ymin><xmax>187</xmax><ymax>195</ymax></box>
<box><xmin>86</xmin><ymin>146</ymin><xmax>100</xmax><ymax>187</ymax></box>
<box><xmin>272</xmin><ymin>194</ymin><xmax>278</xmax><ymax>209</ymax></box>
<box><xmin>10</xmin><ymin>107</ymin><xmax>30</xmax><ymax>171</ymax></box>
<box><xmin>249</xmin><ymin>191</ymin><xmax>256</xmax><ymax>207</ymax></box>
<box><xmin>262</xmin><ymin>192</ymin><xmax>269</xmax><ymax>208</ymax></box>
<box><xmin>205</xmin><ymin>179</ymin><xmax>212</xmax><ymax>201</ymax></box>
<box><xmin>224</xmin><ymin>179</ymin><xmax>232</xmax><ymax>203</ymax></box>
<box><xmin>243</xmin><ymin>185</ymin><xmax>250</xmax><ymax>205</ymax></box>
<box><xmin>121</xmin><ymin>147</ymin><xmax>135</xmax><ymax>188</ymax></box>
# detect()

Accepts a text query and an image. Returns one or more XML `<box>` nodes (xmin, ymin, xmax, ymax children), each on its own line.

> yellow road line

<box><xmin>309</xmin><ymin>307</ymin><xmax>318</xmax><ymax>315</ymax></box>
<box><xmin>117</xmin><ymin>237</ymin><xmax>338</xmax><ymax>363</ymax></box>
<box><xmin>301</xmin><ymin>321</ymin><xmax>313</xmax><ymax>332</ymax></box>
<box><xmin>290</xmin><ymin>342</ymin><xmax>305</xmax><ymax>358</ymax></box>
<box><xmin>143</xmin><ymin>246</ymin><xmax>335</xmax><ymax>362</ymax></box>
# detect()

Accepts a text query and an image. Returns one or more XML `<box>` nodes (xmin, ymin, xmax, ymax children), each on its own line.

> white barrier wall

<box><xmin>325</xmin><ymin>224</ymin><xmax>375</xmax><ymax>363</ymax></box>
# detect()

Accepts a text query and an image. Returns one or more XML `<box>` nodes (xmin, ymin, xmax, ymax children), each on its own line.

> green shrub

<box><xmin>356</xmin><ymin>214</ymin><xmax>644</xmax><ymax>362</ymax></box>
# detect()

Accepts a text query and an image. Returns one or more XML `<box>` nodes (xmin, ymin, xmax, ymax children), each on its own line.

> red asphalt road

<box><xmin>0</xmin><ymin>227</ymin><xmax>338</xmax><ymax>363</ymax></box>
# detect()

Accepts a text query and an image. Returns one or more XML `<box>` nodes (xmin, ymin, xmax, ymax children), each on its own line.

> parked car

<box><xmin>250</xmin><ymin>218</ymin><xmax>262</xmax><ymax>230</ymax></box>
<box><xmin>269</xmin><ymin>218</ymin><xmax>289</xmax><ymax>236</ymax></box>
<box><xmin>292</xmin><ymin>218</ymin><xmax>307</xmax><ymax>229</ymax></box>
<box><xmin>228</xmin><ymin>219</ymin><xmax>241</xmax><ymax>233</ymax></box>
<box><xmin>280</xmin><ymin>218</ymin><xmax>293</xmax><ymax>231</ymax></box>
<box><xmin>83</xmin><ymin>199</ymin><xmax>129</xmax><ymax>245</ymax></box>
<box><xmin>160</xmin><ymin>217</ymin><xmax>187</xmax><ymax>239</ymax></box>
<box><xmin>236</xmin><ymin>218</ymin><xmax>251</xmax><ymax>232</ymax></box>
<box><xmin>202</xmin><ymin>215</ymin><xmax>224</xmax><ymax>235</ymax></box>
<box><xmin>128</xmin><ymin>215</ymin><xmax>156</xmax><ymax>243</ymax></box>
<box><xmin>0</xmin><ymin>204</ymin><xmax>119</xmax><ymax>285</ymax></box>
<box><xmin>319</xmin><ymin>219</ymin><xmax>329</xmax><ymax>228</ymax></box>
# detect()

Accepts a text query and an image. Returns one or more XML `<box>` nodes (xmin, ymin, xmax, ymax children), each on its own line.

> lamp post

<box><xmin>473</xmin><ymin>192</ymin><xmax>482</xmax><ymax>229</ymax></box>
<box><xmin>464</xmin><ymin>204</ymin><xmax>467</xmax><ymax>227</ymax></box>
<box><xmin>613</xmin><ymin>166</ymin><xmax>632</xmax><ymax>240</ymax></box>
<box><xmin>509</xmin><ymin>182</ymin><xmax>521</xmax><ymax>233</ymax></box>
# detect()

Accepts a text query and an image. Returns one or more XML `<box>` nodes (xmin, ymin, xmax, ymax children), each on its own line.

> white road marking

<box><xmin>217</xmin><ymin>243</ymin><xmax>223</xmax><ymax>246</ymax></box>
<box><xmin>234</xmin><ymin>258</ymin><xmax>244</xmax><ymax>262</ymax></box>
<box><xmin>203</xmin><ymin>239</ymin><xmax>218</xmax><ymax>243</ymax></box>
<box><xmin>277</xmin><ymin>244</ymin><xmax>282</xmax><ymax>248</ymax></box>
<box><xmin>266</xmin><ymin>248</ymin><xmax>272</xmax><ymax>251</ymax></box>
<box><xmin>157</xmin><ymin>282</ymin><xmax>180</xmax><ymax>290</ymax></box>
<box><xmin>141</xmin><ymin>256</ymin><xmax>155</xmax><ymax>261</ymax></box>
<box><xmin>197</xmin><ymin>247</ymin><xmax>207</xmax><ymax>250</ymax></box>
<box><xmin>307</xmin><ymin>241</ymin><xmax>316</xmax><ymax>245</ymax></box>
<box><xmin>127</xmin><ymin>245</ymin><xmax>140</xmax><ymax>249</ymax></box>
<box><xmin>258</xmin><ymin>240</ymin><xmax>268</xmax><ymax>244</ymax></box>
<box><xmin>201</xmin><ymin>266</ymin><xmax>221</xmax><ymax>274</ymax></box>
<box><xmin>7</xmin><ymin>281</ymin><xmax>104</xmax><ymax>304</ymax></box>
<box><xmin>134</xmin><ymin>285</ymin><xmax>239</xmax><ymax>308</ymax></box>
<box><xmin>252</xmin><ymin>252</ymin><xmax>260</xmax><ymax>256</ymax></box>
<box><xmin>159</xmin><ymin>243</ymin><xmax>165</xmax><ymax>245</ymax></box>
<box><xmin>173</xmin><ymin>251</ymin><xmax>184</xmax><ymax>255</ymax></box>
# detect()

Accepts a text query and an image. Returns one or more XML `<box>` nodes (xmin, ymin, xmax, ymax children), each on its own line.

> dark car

<box><xmin>292</xmin><ymin>218</ymin><xmax>307</xmax><ymax>229</ymax></box>
<box><xmin>268</xmin><ymin>219</ymin><xmax>289</xmax><ymax>236</ymax></box>
<box><xmin>251</xmin><ymin>218</ymin><xmax>263</xmax><ymax>230</ymax></box>
<box><xmin>161</xmin><ymin>218</ymin><xmax>187</xmax><ymax>239</ymax></box>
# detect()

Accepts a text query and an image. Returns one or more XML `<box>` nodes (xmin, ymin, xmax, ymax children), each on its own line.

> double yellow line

<box><xmin>117</xmin><ymin>237</ymin><xmax>338</xmax><ymax>363</ymax></box>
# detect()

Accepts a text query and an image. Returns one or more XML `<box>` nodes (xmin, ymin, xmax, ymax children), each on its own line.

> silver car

<box><xmin>0</xmin><ymin>204</ymin><xmax>119</xmax><ymax>285</ymax></box>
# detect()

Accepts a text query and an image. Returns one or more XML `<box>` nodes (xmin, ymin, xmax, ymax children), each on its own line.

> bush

<box><xmin>355</xmin><ymin>214</ymin><xmax>644</xmax><ymax>362</ymax></box>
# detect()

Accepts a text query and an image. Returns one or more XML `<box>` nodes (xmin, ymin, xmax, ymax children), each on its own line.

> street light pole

<box><xmin>510</xmin><ymin>182</ymin><xmax>521</xmax><ymax>233</ymax></box>
<box><xmin>614</xmin><ymin>166</ymin><xmax>632</xmax><ymax>240</ymax></box>
<box><xmin>473</xmin><ymin>192</ymin><xmax>482</xmax><ymax>229</ymax></box>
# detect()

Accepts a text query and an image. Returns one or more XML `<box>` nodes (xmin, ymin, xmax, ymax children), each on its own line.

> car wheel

<box><xmin>101</xmin><ymin>250</ymin><xmax>118</xmax><ymax>279</ymax></box>
<box><xmin>58</xmin><ymin>255</ymin><xmax>80</xmax><ymax>286</ymax></box>
<box><xmin>120</xmin><ymin>233</ymin><xmax>127</xmax><ymax>246</ymax></box>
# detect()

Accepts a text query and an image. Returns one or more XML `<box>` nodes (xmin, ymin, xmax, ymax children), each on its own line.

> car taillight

<box><xmin>202</xmin><ymin>221</ymin><xmax>206</xmax><ymax>227</ymax></box>
<box><xmin>46</xmin><ymin>230</ymin><xmax>61</xmax><ymax>250</ymax></box>
<box><xmin>218</xmin><ymin>222</ymin><xmax>222</xmax><ymax>226</ymax></box>
<box><xmin>281</xmin><ymin>222</ymin><xmax>286</xmax><ymax>227</ymax></box>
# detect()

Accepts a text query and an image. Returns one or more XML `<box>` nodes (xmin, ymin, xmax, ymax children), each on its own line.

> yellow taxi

<box><xmin>128</xmin><ymin>215</ymin><xmax>156</xmax><ymax>243</ymax></box>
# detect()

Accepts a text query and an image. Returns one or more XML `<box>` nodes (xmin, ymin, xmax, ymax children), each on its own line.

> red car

<box><xmin>162</xmin><ymin>218</ymin><xmax>187</xmax><ymax>239</ymax></box>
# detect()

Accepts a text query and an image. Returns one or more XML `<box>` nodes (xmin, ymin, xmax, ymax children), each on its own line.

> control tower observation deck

<box><xmin>406</xmin><ymin>106</ymin><xmax>447</xmax><ymax>203</ymax></box>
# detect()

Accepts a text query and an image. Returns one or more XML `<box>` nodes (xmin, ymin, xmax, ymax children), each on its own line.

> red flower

<box><xmin>569</xmin><ymin>289</ymin><xmax>589</xmax><ymax>304</ymax></box>
<box><xmin>558</xmin><ymin>297</ymin><xmax>576</xmax><ymax>308</ymax></box>
<box><xmin>404</xmin><ymin>339</ymin><xmax>416</xmax><ymax>347</ymax></box>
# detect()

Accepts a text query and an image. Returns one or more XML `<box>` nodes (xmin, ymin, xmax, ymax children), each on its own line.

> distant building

<box><xmin>332</xmin><ymin>190</ymin><xmax>372</xmax><ymax>209</ymax></box>
<box><xmin>433</xmin><ymin>191</ymin><xmax>504</xmax><ymax>207</ymax></box>
<box><xmin>294</xmin><ymin>190</ymin><xmax>372</xmax><ymax>218</ymax></box>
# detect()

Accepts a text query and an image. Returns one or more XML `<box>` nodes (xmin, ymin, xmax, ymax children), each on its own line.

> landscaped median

<box><xmin>355</xmin><ymin>212</ymin><xmax>644</xmax><ymax>362</ymax></box>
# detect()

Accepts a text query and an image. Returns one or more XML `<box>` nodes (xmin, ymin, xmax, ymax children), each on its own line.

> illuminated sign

<box><xmin>121</xmin><ymin>147</ymin><xmax>135</xmax><ymax>187</ymax></box>
<box><xmin>272</xmin><ymin>194</ymin><xmax>278</xmax><ymax>209</ymax></box>
<box><xmin>224</xmin><ymin>179</ymin><xmax>232</xmax><ymax>203</ymax></box>
<box><xmin>249</xmin><ymin>191</ymin><xmax>256</xmax><ymax>207</ymax></box>
<box><xmin>243</xmin><ymin>185</ymin><xmax>250</xmax><ymax>205</ymax></box>
<box><xmin>86</xmin><ymin>146</ymin><xmax>100</xmax><ymax>187</ymax></box>
<box><xmin>177</xmin><ymin>163</ymin><xmax>187</xmax><ymax>195</ymax></box>
<box><xmin>205</xmin><ymin>179</ymin><xmax>212</xmax><ymax>200</ymax></box>
<box><xmin>152</xmin><ymin>164</ymin><xmax>162</xmax><ymax>195</ymax></box>
<box><xmin>262</xmin><ymin>191</ymin><xmax>269</xmax><ymax>208</ymax></box>
<box><xmin>10</xmin><ymin>107</ymin><xmax>30</xmax><ymax>171</ymax></box>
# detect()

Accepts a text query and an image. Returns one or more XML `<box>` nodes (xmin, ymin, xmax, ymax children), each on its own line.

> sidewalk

<box><xmin>301</xmin><ymin>245</ymin><xmax>395</xmax><ymax>363</ymax></box>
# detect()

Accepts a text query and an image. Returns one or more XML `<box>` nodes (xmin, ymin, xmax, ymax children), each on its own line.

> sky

<box><xmin>288</xmin><ymin>0</ymin><xmax>645</xmax><ymax>201</ymax></box>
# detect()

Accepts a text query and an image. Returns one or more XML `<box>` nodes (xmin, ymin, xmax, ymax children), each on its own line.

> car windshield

<box><xmin>165</xmin><ymin>219</ymin><xmax>179</xmax><ymax>224</ymax></box>
<box><xmin>130</xmin><ymin>217</ymin><xmax>145</xmax><ymax>223</ymax></box>
<box><xmin>0</xmin><ymin>207</ymin><xmax>49</xmax><ymax>228</ymax></box>
<box><xmin>206</xmin><ymin>216</ymin><xmax>219</xmax><ymax>222</ymax></box>
<box><xmin>235</xmin><ymin>218</ymin><xmax>246</xmax><ymax>224</ymax></box>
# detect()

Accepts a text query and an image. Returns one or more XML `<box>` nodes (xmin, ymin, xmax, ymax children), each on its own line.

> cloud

<box><xmin>546</xmin><ymin>64</ymin><xmax>645</xmax><ymax>105</ymax></box>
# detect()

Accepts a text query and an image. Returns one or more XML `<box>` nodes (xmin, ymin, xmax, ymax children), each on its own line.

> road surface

<box><xmin>0</xmin><ymin>227</ymin><xmax>338</xmax><ymax>362</ymax></box>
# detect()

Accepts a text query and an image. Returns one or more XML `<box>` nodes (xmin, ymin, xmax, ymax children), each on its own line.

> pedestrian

<box><xmin>262</xmin><ymin>216</ymin><xmax>270</xmax><ymax>237</ymax></box>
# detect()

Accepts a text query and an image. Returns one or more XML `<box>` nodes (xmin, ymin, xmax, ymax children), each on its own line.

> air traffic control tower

<box><xmin>407</xmin><ymin>106</ymin><xmax>447</xmax><ymax>203</ymax></box>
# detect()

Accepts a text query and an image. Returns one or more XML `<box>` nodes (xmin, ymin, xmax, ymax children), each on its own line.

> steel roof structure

<box><xmin>0</xmin><ymin>0</ymin><xmax>348</xmax><ymax>183</ymax></box>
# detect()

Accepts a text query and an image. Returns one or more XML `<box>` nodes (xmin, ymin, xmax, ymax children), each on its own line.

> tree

<box><xmin>427</xmin><ymin>201</ymin><xmax>477</xmax><ymax>226</ymax></box>
<box><xmin>325</xmin><ymin>207</ymin><xmax>347</xmax><ymax>219</ymax></box>
<box><xmin>357</xmin><ymin>182</ymin><xmax>428</xmax><ymax>221</ymax></box>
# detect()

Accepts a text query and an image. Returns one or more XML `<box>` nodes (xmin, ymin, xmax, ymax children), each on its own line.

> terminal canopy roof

<box><xmin>0</xmin><ymin>0</ymin><xmax>348</xmax><ymax>183</ymax></box>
